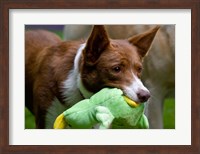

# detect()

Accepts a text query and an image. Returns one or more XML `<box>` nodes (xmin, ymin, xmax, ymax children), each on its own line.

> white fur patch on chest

<box><xmin>46</xmin><ymin>43</ymin><xmax>86</xmax><ymax>128</ymax></box>
<box><xmin>62</xmin><ymin>43</ymin><xmax>86</xmax><ymax>106</ymax></box>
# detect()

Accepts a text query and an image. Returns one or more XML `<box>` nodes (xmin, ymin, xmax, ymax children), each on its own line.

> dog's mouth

<box><xmin>122</xmin><ymin>87</ymin><xmax>150</xmax><ymax>105</ymax></box>
<box><xmin>123</xmin><ymin>96</ymin><xmax>139</xmax><ymax>107</ymax></box>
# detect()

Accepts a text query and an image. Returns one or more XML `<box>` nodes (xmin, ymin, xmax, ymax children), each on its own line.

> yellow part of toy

<box><xmin>123</xmin><ymin>96</ymin><xmax>139</xmax><ymax>107</ymax></box>
<box><xmin>53</xmin><ymin>113</ymin><xmax>67</xmax><ymax>129</ymax></box>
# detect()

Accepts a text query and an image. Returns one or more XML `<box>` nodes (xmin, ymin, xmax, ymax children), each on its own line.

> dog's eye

<box><xmin>112</xmin><ymin>66</ymin><xmax>121</xmax><ymax>73</ymax></box>
<box><xmin>136</xmin><ymin>66</ymin><xmax>143</xmax><ymax>78</ymax></box>
<box><xmin>136</xmin><ymin>66</ymin><xmax>143</xmax><ymax>73</ymax></box>
<box><xmin>138</xmin><ymin>67</ymin><xmax>142</xmax><ymax>73</ymax></box>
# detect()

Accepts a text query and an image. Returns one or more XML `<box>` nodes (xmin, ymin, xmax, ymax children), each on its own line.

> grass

<box><xmin>25</xmin><ymin>108</ymin><xmax>35</xmax><ymax>129</ymax></box>
<box><xmin>163</xmin><ymin>98</ymin><xmax>175</xmax><ymax>129</ymax></box>
<box><xmin>51</xmin><ymin>30</ymin><xmax>64</xmax><ymax>39</ymax></box>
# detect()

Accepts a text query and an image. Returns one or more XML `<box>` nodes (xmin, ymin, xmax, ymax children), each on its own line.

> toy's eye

<box><xmin>112</xmin><ymin>66</ymin><xmax>121</xmax><ymax>73</ymax></box>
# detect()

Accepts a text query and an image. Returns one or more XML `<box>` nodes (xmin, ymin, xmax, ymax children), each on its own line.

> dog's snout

<box><xmin>137</xmin><ymin>89</ymin><xmax>150</xmax><ymax>102</ymax></box>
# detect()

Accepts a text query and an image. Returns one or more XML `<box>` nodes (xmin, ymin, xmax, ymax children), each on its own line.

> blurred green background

<box><xmin>25</xmin><ymin>26</ymin><xmax>175</xmax><ymax>129</ymax></box>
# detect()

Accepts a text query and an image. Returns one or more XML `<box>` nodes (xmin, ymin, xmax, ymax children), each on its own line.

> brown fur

<box><xmin>25</xmin><ymin>26</ymin><xmax>159</xmax><ymax>128</ymax></box>
<box><xmin>26</xmin><ymin>30</ymin><xmax>84</xmax><ymax>128</ymax></box>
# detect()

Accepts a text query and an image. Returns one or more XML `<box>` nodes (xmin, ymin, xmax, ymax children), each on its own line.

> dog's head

<box><xmin>81</xmin><ymin>25</ymin><xmax>159</xmax><ymax>103</ymax></box>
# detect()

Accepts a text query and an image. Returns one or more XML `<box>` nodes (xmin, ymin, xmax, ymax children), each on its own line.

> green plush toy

<box><xmin>54</xmin><ymin>88</ymin><xmax>149</xmax><ymax>129</ymax></box>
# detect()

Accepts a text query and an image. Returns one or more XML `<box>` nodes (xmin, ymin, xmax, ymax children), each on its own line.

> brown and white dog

<box><xmin>64</xmin><ymin>25</ymin><xmax>175</xmax><ymax>129</ymax></box>
<box><xmin>25</xmin><ymin>25</ymin><xmax>159</xmax><ymax>128</ymax></box>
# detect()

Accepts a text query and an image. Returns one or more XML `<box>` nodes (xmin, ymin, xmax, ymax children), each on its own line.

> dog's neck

<box><xmin>62</xmin><ymin>43</ymin><xmax>93</xmax><ymax>105</ymax></box>
<box><xmin>77</xmin><ymin>76</ymin><xmax>93</xmax><ymax>99</ymax></box>
<box><xmin>75</xmin><ymin>43</ymin><xmax>93</xmax><ymax>99</ymax></box>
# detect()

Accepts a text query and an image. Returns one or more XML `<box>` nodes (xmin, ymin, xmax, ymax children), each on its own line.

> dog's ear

<box><xmin>84</xmin><ymin>25</ymin><xmax>110</xmax><ymax>65</ymax></box>
<box><xmin>128</xmin><ymin>26</ymin><xmax>160</xmax><ymax>57</ymax></box>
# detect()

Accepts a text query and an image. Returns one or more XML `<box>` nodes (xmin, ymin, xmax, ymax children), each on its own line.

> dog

<box><xmin>64</xmin><ymin>25</ymin><xmax>175</xmax><ymax>128</ymax></box>
<box><xmin>25</xmin><ymin>25</ymin><xmax>160</xmax><ymax>128</ymax></box>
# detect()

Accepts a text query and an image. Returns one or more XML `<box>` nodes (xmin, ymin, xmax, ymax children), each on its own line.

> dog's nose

<box><xmin>137</xmin><ymin>89</ymin><xmax>150</xmax><ymax>102</ymax></box>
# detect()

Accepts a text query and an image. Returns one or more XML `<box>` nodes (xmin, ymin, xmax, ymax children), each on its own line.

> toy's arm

<box><xmin>54</xmin><ymin>113</ymin><xmax>67</xmax><ymax>129</ymax></box>
<box><xmin>136</xmin><ymin>114</ymin><xmax>149</xmax><ymax>129</ymax></box>
<box><xmin>95</xmin><ymin>106</ymin><xmax>114</xmax><ymax>129</ymax></box>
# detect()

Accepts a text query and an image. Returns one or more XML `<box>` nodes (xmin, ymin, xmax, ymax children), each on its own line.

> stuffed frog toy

<box><xmin>54</xmin><ymin>88</ymin><xmax>149</xmax><ymax>129</ymax></box>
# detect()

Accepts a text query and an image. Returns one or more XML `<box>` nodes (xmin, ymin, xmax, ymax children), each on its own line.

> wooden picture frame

<box><xmin>0</xmin><ymin>0</ymin><xmax>199</xmax><ymax>153</ymax></box>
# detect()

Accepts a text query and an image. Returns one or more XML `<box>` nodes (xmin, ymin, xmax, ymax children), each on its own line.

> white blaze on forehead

<box><xmin>133</xmin><ymin>74</ymin><xmax>149</xmax><ymax>92</ymax></box>
<box><xmin>124</xmin><ymin>73</ymin><xmax>149</xmax><ymax>102</ymax></box>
